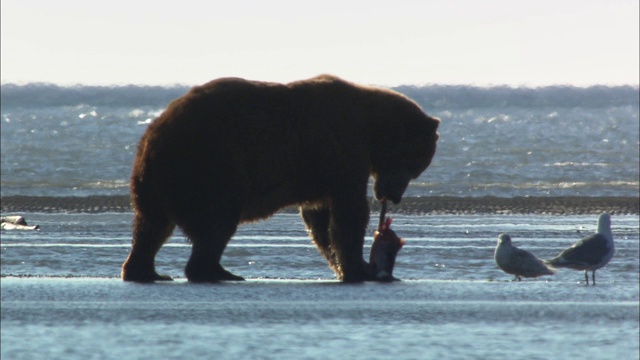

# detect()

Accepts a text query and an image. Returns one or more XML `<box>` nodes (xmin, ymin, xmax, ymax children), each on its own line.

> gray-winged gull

<box><xmin>546</xmin><ymin>212</ymin><xmax>614</xmax><ymax>286</ymax></box>
<box><xmin>494</xmin><ymin>233</ymin><xmax>556</xmax><ymax>281</ymax></box>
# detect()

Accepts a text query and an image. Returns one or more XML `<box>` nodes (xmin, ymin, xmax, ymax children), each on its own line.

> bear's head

<box><xmin>370</xmin><ymin>99</ymin><xmax>440</xmax><ymax>204</ymax></box>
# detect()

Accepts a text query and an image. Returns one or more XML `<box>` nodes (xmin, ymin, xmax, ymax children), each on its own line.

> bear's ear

<box><xmin>399</xmin><ymin>116</ymin><xmax>440</xmax><ymax>149</ymax></box>
<box><xmin>396</xmin><ymin>114</ymin><xmax>439</xmax><ymax>141</ymax></box>
<box><xmin>417</xmin><ymin>115</ymin><xmax>440</xmax><ymax>134</ymax></box>
<box><xmin>428</xmin><ymin>116</ymin><xmax>441</xmax><ymax>132</ymax></box>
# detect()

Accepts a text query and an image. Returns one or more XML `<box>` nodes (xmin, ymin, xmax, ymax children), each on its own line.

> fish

<box><xmin>369</xmin><ymin>200</ymin><xmax>406</xmax><ymax>282</ymax></box>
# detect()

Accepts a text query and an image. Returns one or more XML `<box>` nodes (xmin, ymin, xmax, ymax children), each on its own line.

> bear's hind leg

<box><xmin>182</xmin><ymin>211</ymin><xmax>244</xmax><ymax>282</ymax></box>
<box><xmin>122</xmin><ymin>211</ymin><xmax>175</xmax><ymax>282</ymax></box>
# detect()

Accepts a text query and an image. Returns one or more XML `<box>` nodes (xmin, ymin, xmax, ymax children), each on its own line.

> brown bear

<box><xmin>121</xmin><ymin>75</ymin><xmax>439</xmax><ymax>283</ymax></box>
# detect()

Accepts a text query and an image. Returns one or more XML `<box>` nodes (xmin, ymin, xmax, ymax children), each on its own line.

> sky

<box><xmin>1</xmin><ymin>0</ymin><xmax>638</xmax><ymax>87</ymax></box>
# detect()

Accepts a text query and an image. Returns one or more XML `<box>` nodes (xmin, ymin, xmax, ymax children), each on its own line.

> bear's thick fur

<box><xmin>121</xmin><ymin>75</ymin><xmax>439</xmax><ymax>283</ymax></box>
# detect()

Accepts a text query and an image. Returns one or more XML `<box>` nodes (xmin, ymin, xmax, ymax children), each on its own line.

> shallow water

<box><xmin>1</xmin><ymin>213</ymin><xmax>639</xmax><ymax>359</ymax></box>
<box><xmin>2</xmin><ymin>278</ymin><xmax>638</xmax><ymax>360</ymax></box>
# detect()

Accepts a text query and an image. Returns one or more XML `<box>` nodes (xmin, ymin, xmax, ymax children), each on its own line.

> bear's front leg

<box><xmin>301</xmin><ymin>206</ymin><xmax>341</xmax><ymax>275</ymax></box>
<box><xmin>328</xmin><ymin>197</ymin><xmax>373</xmax><ymax>282</ymax></box>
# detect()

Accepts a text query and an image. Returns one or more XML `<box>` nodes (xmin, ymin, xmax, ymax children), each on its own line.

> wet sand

<box><xmin>2</xmin><ymin>278</ymin><xmax>638</xmax><ymax>360</ymax></box>
<box><xmin>1</xmin><ymin>195</ymin><xmax>638</xmax><ymax>215</ymax></box>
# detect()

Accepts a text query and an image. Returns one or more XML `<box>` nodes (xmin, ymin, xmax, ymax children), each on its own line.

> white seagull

<box><xmin>494</xmin><ymin>233</ymin><xmax>556</xmax><ymax>281</ymax></box>
<box><xmin>546</xmin><ymin>212</ymin><xmax>614</xmax><ymax>286</ymax></box>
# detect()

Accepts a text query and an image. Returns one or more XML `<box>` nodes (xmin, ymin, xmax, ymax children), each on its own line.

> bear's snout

<box><xmin>374</xmin><ymin>176</ymin><xmax>409</xmax><ymax>205</ymax></box>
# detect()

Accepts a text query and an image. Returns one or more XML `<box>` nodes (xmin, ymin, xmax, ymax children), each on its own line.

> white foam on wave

<box><xmin>545</xmin><ymin>161</ymin><xmax>608</xmax><ymax>167</ymax></box>
<box><xmin>78</xmin><ymin>110</ymin><xmax>98</xmax><ymax>119</ymax></box>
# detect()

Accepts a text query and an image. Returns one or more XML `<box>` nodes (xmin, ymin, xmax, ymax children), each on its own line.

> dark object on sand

<box><xmin>546</xmin><ymin>212</ymin><xmax>614</xmax><ymax>286</ymax></box>
<box><xmin>369</xmin><ymin>200</ymin><xmax>406</xmax><ymax>282</ymax></box>
<box><xmin>1</xmin><ymin>215</ymin><xmax>40</xmax><ymax>230</ymax></box>
<box><xmin>494</xmin><ymin>233</ymin><xmax>555</xmax><ymax>281</ymax></box>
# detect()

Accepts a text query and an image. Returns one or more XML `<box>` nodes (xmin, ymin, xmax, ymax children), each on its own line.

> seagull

<box><xmin>546</xmin><ymin>212</ymin><xmax>614</xmax><ymax>286</ymax></box>
<box><xmin>494</xmin><ymin>233</ymin><xmax>556</xmax><ymax>281</ymax></box>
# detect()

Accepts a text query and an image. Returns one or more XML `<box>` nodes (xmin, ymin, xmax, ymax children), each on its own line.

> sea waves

<box><xmin>1</xmin><ymin>83</ymin><xmax>638</xmax><ymax>198</ymax></box>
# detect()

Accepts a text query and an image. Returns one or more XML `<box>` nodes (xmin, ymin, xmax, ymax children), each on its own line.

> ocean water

<box><xmin>1</xmin><ymin>213</ymin><xmax>639</xmax><ymax>359</ymax></box>
<box><xmin>1</xmin><ymin>83</ymin><xmax>639</xmax><ymax>359</ymax></box>
<box><xmin>1</xmin><ymin>84</ymin><xmax>638</xmax><ymax>198</ymax></box>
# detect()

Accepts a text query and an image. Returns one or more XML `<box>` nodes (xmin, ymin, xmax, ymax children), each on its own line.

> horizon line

<box><xmin>2</xmin><ymin>80</ymin><xmax>639</xmax><ymax>89</ymax></box>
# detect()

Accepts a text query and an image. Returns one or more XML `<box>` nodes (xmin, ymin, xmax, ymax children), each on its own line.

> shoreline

<box><xmin>1</xmin><ymin>195</ymin><xmax>638</xmax><ymax>215</ymax></box>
